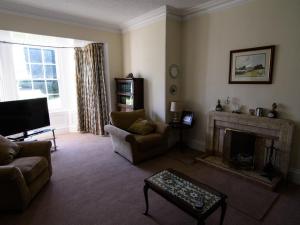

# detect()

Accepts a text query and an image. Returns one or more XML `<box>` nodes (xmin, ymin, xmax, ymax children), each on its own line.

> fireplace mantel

<box><xmin>201</xmin><ymin>111</ymin><xmax>294</xmax><ymax>189</ymax></box>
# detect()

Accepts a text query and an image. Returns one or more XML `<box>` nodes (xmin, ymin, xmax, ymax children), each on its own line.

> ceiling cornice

<box><xmin>0</xmin><ymin>0</ymin><xmax>252</xmax><ymax>35</ymax></box>
<box><xmin>122</xmin><ymin>0</ymin><xmax>251</xmax><ymax>32</ymax></box>
<box><xmin>0</xmin><ymin>7</ymin><xmax>122</xmax><ymax>34</ymax></box>
<box><xmin>182</xmin><ymin>0</ymin><xmax>252</xmax><ymax>19</ymax></box>
<box><xmin>121</xmin><ymin>6</ymin><xmax>167</xmax><ymax>33</ymax></box>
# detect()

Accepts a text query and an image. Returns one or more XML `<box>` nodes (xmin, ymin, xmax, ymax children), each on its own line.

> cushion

<box><xmin>110</xmin><ymin>109</ymin><xmax>146</xmax><ymax>130</ymax></box>
<box><xmin>9</xmin><ymin>156</ymin><xmax>48</xmax><ymax>184</ymax></box>
<box><xmin>0</xmin><ymin>135</ymin><xmax>20</xmax><ymax>165</ymax></box>
<box><xmin>127</xmin><ymin>118</ymin><xmax>156</xmax><ymax>135</ymax></box>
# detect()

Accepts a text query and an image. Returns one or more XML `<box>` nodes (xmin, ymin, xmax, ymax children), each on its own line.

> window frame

<box><xmin>16</xmin><ymin>46</ymin><xmax>61</xmax><ymax>105</ymax></box>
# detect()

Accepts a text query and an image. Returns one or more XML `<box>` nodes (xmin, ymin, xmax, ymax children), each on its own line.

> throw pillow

<box><xmin>0</xmin><ymin>135</ymin><xmax>20</xmax><ymax>165</ymax></box>
<box><xmin>127</xmin><ymin>118</ymin><xmax>156</xmax><ymax>135</ymax></box>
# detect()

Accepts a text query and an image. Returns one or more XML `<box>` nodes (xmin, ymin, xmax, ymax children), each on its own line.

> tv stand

<box><xmin>8</xmin><ymin>128</ymin><xmax>57</xmax><ymax>152</ymax></box>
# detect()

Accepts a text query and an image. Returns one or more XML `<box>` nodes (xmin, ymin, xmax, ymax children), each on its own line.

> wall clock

<box><xmin>169</xmin><ymin>64</ymin><xmax>180</xmax><ymax>79</ymax></box>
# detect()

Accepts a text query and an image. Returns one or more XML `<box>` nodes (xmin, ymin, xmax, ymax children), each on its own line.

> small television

<box><xmin>0</xmin><ymin>98</ymin><xmax>50</xmax><ymax>137</ymax></box>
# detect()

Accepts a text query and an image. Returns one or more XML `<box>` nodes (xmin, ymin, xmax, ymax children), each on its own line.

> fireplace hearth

<box><xmin>197</xmin><ymin>111</ymin><xmax>294</xmax><ymax>190</ymax></box>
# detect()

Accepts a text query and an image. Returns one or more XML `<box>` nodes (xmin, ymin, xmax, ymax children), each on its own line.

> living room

<box><xmin>0</xmin><ymin>0</ymin><xmax>299</xmax><ymax>225</ymax></box>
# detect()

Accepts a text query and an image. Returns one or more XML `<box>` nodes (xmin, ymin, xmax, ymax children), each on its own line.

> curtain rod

<box><xmin>0</xmin><ymin>40</ymin><xmax>87</xmax><ymax>49</ymax></box>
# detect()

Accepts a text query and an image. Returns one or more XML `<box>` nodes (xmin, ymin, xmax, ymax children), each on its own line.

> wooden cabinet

<box><xmin>115</xmin><ymin>78</ymin><xmax>144</xmax><ymax>111</ymax></box>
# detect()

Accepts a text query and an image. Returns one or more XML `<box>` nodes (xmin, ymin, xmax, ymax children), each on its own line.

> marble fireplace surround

<box><xmin>200</xmin><ymin>111</ymin><xmax>294</xmax><ymax>189</ymax></box>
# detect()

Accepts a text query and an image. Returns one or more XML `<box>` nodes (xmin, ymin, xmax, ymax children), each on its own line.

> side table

<box><xmin>169</xmin><ymin>122</ymin><xmax>192</xmax><ymax>150</ymax></box>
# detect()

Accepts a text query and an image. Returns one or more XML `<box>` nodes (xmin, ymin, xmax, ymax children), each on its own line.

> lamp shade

<box><xmin>170</xmin><ymin>101</ymin><xmax>182</xmax><ymax>112</ymax></box>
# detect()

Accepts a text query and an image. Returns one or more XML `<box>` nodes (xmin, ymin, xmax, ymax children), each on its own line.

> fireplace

<box><xmin>197</xmin><ymin>111</ymin><xmax>294</xmax><ymax>190</ymax></box>
<box><xmin>223</xmin><ymin>129</ymin><xmax>256</xmax><ymax>170</ymax></box>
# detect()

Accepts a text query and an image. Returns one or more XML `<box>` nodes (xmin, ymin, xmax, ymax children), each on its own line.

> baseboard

<box><xmin>288</xmin><ymin>169</ymin><xmax>300</xmax><ymax>185</ymax></box>
<box><xmin>186</xmin><ymin>138</ymin><xmax>206</xmax><ymax>152</ymax></box>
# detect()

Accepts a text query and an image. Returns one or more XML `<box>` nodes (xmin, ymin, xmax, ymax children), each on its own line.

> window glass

<box><xmin>18</xmin><ymin>80</ymin><xmax>32</xmax><ymax>90</ymax></box>
<box><xmin>48</xmin><ymin>94</ymin><xmax>60</xmax><ymax>100</ymax></box>
<box><xmin>31</xmin><ymin>64</ymin><xmax>44</xmax><ymax>79</ymax></box>
<box><xmin>33</xmin><ymin>80</ymin><xmax>46</xmax><ymax>94</ymax></box>
<box><xmin>29</xmin><ymin>48</ymin><xmax>42</xmax><ymax>63</ymax></box>
<box><xmin>46</xmin><ymin>80</ymin><xmax>59</xmax><ymax>94</ymax></box>
<box><xmin>24</xmin><ymin>47</ymin><xmax>29</xmax><ymax>62</ymax></box>
<box><xmin>45</xmin><ymin>65</ymin><xmax>57</xmax><ymax>78</ymax></box>
<box><xmin>26</xmin><ymin>64</ymin><xmax>30</xmax><ymax>75</ymax></box>
<box><xmin>43</xmin><ymin>49</ymin><xmax>56</xmax><ymax>64</ymax></box>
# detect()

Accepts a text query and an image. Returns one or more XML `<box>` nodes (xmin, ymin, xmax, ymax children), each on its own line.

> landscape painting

<box><xmin>229</xmin><ymin>46</ymin><xmax>275</xmax><ymax>84</ymax></box>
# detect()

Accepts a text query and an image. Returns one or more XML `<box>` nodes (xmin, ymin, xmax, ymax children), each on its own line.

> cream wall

<box><xmin>0</xmin><ymin>11</ymin><xmax>123</xmax><ymax>110</ymax></box>
<box><xmin>182</xmin><ymin>0</ymin><xmax>300</xmax><ymax>170</ymax></box>
<box><xmin>165</xmin><ymin>18</ymin><xmax>182</xmax><ymax>122</ymax></box>
<box><xmin>123</xmin><ymin>19</ymin><xmax>166</xmax><ymax>121</ymax></box>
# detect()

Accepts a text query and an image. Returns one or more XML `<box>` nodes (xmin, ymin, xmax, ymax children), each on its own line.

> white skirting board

<box><xmin>187</xmin><ymin>138</ymin><xmax>300</xmax><ymax>185</ymax></box>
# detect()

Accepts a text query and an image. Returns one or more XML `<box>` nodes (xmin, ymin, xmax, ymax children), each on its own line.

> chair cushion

<box><xmin>9</xmin><ymin>156</ymin><xmax>48</xmax><ymax>184</ymax></box>
<box><xmin>110</xmin><ymin>109</ymin><xmax>146</xmax><ymax>130</ymax></box>
<box><xmin>134</xmin><ymin>133</ymin><xmax>164</xmax><ymax>151</ymax></box>
<box><xmin>127</xmin><ymin>118</ymin><xmax>156</xmax><ymax>135</ymax></box>
<box><xmin>0</xmin><ymin>135</ymin><xmax>20</xmax><ymax>165</ymax></box>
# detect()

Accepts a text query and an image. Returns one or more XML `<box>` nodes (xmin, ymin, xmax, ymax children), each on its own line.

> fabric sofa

<box><xmin>104</xmin><ymin>109</ymin><xmax>169</xmax><ymax>164</ymax></box>
<box><xmin>0</xmin><ymin>140</ymin><xmax>52</xmax><ymax>211</ymax></box>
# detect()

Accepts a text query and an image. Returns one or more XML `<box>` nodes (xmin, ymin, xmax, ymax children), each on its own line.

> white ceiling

<box><xmin>0</xmin><ymin>0</ymin><xmax>244</xmax><ymax>31</ymax></box>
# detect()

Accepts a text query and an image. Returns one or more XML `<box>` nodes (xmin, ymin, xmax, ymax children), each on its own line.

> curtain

<box><xmin>75</xmin><ymin>43</ymin><xmax>109</xmax><ymax>135</ymax></box>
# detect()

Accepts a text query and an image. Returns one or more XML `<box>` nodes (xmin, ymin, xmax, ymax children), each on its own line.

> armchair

<box><xmin>0</xmin><ymin>141</ymin><xmax>52</xmax><ymax>211</ymax></box>
<box><xmin>104</xmin><ymin>109</ymin><xmax>169</xmax><ymax>164</ymax></box>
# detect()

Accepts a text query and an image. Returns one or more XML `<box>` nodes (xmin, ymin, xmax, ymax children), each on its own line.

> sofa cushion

<box><xmin>134</xmin><ymin>133</ymin><xmax>164</xmax><ymax>151</ymax></box>
<box><xmin>0</xmin><ymin>135</ymin><xmax>20</xmax><ymax>165</ymax></box>
<box><xmin>9</xmin><ymin>156</ymin><xmax>48</xmax><ymax>184</ymax></box>
<box><xmin>127</xmin><ymin>118</ymin><xmax>156</xmax><ymax>135</ymax></box>
<box><xmin>110</xmin><ymin>109</ymin><xmax>146</xmax><ymax>130</ymax></box>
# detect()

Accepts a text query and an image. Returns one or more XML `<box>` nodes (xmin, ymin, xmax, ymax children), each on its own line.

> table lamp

<box><xmin>170</xmin><ymin>101</ymin><xmax>182</xmax><ymax>123</ymax></box>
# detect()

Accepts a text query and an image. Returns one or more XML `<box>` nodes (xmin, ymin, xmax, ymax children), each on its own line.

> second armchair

<box><xmin>104</xmin><ymin>109</ymin><xmax>169</xmax><ymax>164</ymax></box>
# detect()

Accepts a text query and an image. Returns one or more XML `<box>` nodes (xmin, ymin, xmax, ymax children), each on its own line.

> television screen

<box><xmin>0</xmin><ymin>98</ymin><xmax>50</xmax><ymax>136</ymax></box>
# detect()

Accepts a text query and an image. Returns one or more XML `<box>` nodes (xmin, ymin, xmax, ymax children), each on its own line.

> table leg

<box><xmin>52</xmin><ymin>129</ymin><xmax>57</xmax><ymax>151</ymax></box>
<box><xmin>220</xmin><ymin>200</ymin><xmax>227</xmax><ymax>225</ymax></box>
<box><xmin>143</xmin><ymin>184</ymin><xmax>149</xmax><ymax>215</ymax></box>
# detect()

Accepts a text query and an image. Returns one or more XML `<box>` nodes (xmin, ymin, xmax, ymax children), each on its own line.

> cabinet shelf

<box><xmin>117</xmin><ymin>103</ymin><xmax>133</xmax><ymax>108</ymax></box>
<box><xmin>117</xmin><ymin>92</ymin><xmax>133</xmax><ymax>96</ymax></box>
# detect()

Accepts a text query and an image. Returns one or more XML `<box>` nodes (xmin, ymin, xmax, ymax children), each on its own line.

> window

<box><xmin>13</xmin><ymin>46</ymin><xmax>61</xmax><ymax>109</ymax></box>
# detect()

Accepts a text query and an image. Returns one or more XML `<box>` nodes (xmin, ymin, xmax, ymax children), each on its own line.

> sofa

<box><xmin>0</xmin><ymin>138</ymin><xmax>52</xmax><ymax>211</ymax></box>
<box><xmin>104</xmin><ymin>109</ymin><xmax>169</xmax><ymax>164</ymax></box>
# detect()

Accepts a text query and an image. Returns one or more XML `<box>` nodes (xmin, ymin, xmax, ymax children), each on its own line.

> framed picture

<box><xmin>229</xmin><ymin>45</ymin><xmax>275</xmax><ymax>84</ymax></box>
<box><xmin>181</xmin><ymin>111</ymin><xmax>194</xmax><ymax>126</ymax></box>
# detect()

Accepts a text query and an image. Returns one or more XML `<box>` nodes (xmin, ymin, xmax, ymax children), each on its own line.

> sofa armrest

<box><xmin>17</xmin><ymin>141</ymin><xmax>52</xmax><ymax>176</ymax></box>
<box><xmin>104</xmin><ymin>125</ymin><xmax>136</xmax><ymax>143</ymax></box>
<box><xmin>154</xmin><ymin>122</ymin><xmax>169</xmax><ymax>136</ymax></box>
<box><xmin>0</xmin><ymin>166</ymin><xmax>31</xmax><ymax>210</ymax></box>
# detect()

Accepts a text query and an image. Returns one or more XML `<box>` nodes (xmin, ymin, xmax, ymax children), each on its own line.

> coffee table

<box><xmin>143</xmin><ymin>169</ymin><xmax>227</xmax><ymax>225</ymax></box>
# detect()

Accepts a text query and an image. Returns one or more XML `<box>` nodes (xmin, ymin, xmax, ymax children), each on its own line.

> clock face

<box><xmin>169</xmin><ymin>64</ymin><xmax>180</xmax><ymax>79</ymax></box>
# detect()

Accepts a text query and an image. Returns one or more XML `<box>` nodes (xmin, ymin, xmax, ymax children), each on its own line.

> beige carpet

<box><xmin>0</xmin><ymin>133</ymin><xmax>299</xmax><ymax>225</ymax></box>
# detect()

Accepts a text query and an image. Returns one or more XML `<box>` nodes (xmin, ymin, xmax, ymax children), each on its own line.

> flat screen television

<box><xmin>0</xmin><ymin>98</ymin><xmax>50</xmax><ymax>137</ymax></box>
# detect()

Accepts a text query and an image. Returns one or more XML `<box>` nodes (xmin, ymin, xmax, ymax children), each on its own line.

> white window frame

<box><xmin>17</xmin><ymin>46</ymin><xmax>60</xmax><ymax>102</ymax></box>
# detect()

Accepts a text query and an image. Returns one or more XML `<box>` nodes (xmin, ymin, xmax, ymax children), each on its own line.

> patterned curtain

<box><xmin>75</xmin><ymin>43</ymin><xmax>109</xmax><ymax>135</ymax></box>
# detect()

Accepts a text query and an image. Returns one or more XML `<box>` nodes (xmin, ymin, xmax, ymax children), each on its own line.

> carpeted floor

<box><xmin>0</xmin><ymin>133</ymin><xmax>299</xmax><ymax>225</ymax></box>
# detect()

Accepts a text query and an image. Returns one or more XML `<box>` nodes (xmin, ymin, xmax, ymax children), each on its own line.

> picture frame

<box><xmin>181</xmin><ymin>111</ymin><xmax>194</xmax><ymax>126</ymax></box>
<box><xmin>229</xmin><ymin>45</ymin><xmax>275</xmax><ymax>84</ymax></box>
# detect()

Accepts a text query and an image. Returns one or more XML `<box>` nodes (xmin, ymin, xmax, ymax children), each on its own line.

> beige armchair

<box><xmin>0</xmin><ymin>141</ymin><xmax>52</xmax><ymax>211</ymax></box>
<box><xmin>104</xmin><ymin>109</ymin><xmax>169</xmax><ymax>164</ymax></box>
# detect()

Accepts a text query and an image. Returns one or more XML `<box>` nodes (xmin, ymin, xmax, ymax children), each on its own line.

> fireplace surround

<box><xmin>198</xmin><ymin>111</ymin><xmax>294</xmax><ymax>190</ymax></box>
